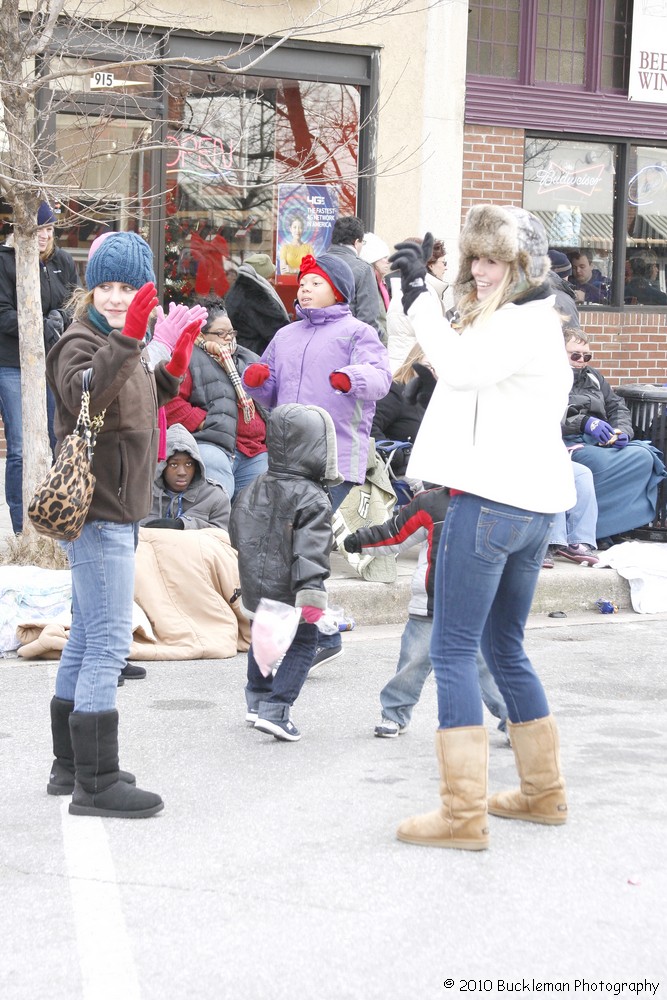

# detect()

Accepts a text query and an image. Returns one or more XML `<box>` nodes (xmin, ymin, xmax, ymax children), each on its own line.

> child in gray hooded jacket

<box><xmin>229</xmin><ymin>403</ymin><xmax>340</xmax><ymax>742</ymax></box>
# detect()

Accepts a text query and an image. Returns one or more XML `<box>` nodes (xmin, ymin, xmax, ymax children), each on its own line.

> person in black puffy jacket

<box><xmin>229</xmin><ymin>403</ymin><xmax>341</xmax><ymax>743</ymax></box>
<box><xmin>0</xmin><ymin>202</ymin><xmax>79</xmax><ymax>532</ymax></box>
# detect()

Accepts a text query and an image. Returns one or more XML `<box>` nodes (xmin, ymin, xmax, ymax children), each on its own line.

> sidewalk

<box><xmin>0</xmin><ymin>457</ymin><xmax>631</xmax><ymax>622</ymax></box>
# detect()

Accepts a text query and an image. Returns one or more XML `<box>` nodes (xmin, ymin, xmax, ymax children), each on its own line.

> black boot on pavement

<box><xmin>69</xmin><ymin>709</ymin><xmax>163</xmax><ymax>818</ymax></box>
<box><xmin>47</xmin><ymin>696</ymin><xmax>136</xmax><ymax>796</ymax></box>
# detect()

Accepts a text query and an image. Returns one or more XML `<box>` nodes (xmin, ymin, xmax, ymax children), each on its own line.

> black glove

<box><xmin>412</xmin><ymin>363</ymin><xmax>437</xmax><ymax>407</ymax></box>
<box><xmin>343</xmin><ymin>534</ymin><xmax>362</xmax><ymax>554</ymax></box>
<box><xmin>144</xmin><ymin>518</ymin><xmax>184</xmax><ymax>529</ymax></box>
<box><xmin>43</xmin><ymin>309</ymin><xmax>65</xmax><ymax>352</ymax></box>
<box><xmin>388</xmin><ymin>233</ymin><xmax>434</xmax><ymax>314</ymax></box>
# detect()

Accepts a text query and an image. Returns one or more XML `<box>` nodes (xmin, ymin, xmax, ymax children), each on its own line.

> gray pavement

<box><xmin>1</xmin><ymin>615</ymin><xmax>666</xmax><ymax>999</ymax></box>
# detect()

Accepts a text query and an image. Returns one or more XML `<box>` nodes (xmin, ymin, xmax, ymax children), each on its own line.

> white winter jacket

<box><xmin>406</xmin><ymin>290</ymin><xmax>576</xmax><ymax>514</ymax></box>
<box><xmin>386</xmin><ymin>273</ymin><xmax>450</xmax><ymax>373</ymax></box>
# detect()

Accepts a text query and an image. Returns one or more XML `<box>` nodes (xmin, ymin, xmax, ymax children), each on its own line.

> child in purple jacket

<box><xmin>242</xmin><ymin>253</ymin><xmax>392</xmax><ymax>504</ymax></box>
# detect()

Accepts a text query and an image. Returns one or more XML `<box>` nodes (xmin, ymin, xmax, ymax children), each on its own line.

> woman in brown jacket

<box><xmin>45</xmin><ymin>232</ymin><xmax>202</xmax><ymax>819</ymax></box>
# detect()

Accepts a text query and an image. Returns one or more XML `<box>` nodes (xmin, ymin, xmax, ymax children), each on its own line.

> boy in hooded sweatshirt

<box><xmin>229</xmin><ymin>403</ymin><xmax>340</xmax><ymax>742</ymax></box>
<box><xmin>142</xmin><ymin>423</ymin><xmax>231</xmax><ymax>530</ymax></box>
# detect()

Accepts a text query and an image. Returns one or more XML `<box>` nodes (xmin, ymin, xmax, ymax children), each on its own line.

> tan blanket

<box><xmin>131</xmin><ymin>527</ymin><xmax>250</xmax><ymax>659</ymax></box>
<box><xmin>16</xmin><ymin>528</ymin><xmax>250</xmax><ymax>661</ymax></box>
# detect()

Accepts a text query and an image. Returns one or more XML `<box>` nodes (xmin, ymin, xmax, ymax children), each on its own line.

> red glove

<box><xmin>301</xmin><ymin>606</ymin><xmax>324</xmax><ymax>624</ymax></box>
<box><xmin>122</xmin><ymin>283</ymin><xmax>158</xmax><ymax>341</ymax></box>
<box><xmin>329</xmin><ymin>371</ymin><xmax>351</xmax><ymax>393</ymax></box>
<box><xmin>165</xmin><ymin>319</ymin><xmax>203</xmax><ymax>377</ymax></box>
<box><xmin>244</xmin><ymin>363</ymin><xmax>270</xmax><ymax>387</ymax></box>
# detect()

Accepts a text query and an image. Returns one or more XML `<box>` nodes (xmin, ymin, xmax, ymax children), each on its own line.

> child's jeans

<box><xmin>246</xmin><ymin>621</ymin><xmax>319</xmax><ymax>721</ymax></box>
<box><xmin>380</xmin><ymin>615</ymin><xmax>509</xmax><ymax>731</ymax></box>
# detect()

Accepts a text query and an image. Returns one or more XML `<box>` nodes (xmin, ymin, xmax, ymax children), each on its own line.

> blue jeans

<box><xmin>380</xmin><ymin>616</ymin><xmax>508</xmax><ymax>729</ymax></box>
<box><xmin>55</xmin><ymin>520</ymin><xmax>138</xmax><ymax>712</ymax></box>
<box><xmin>0</xmin><ymin>366</ymin><xmax>57</xmax><ymax>533</ymax></box>
<box><xmin>246</xmin><ymin>621</ymin><xmax>319</xmax><ymax>720</ymax></box>
<box><xmin>197</xmin><ymin>442</ymin><xmax>267</xmax><ymax>500</ymax></box>
<box><xmin>550</xmin><ymin>461</ymin><xmax>597</xmax><ymax>547</ymax></box>
<box><xmin>432</xmin><ymin>493</ymin><xmax>553</xmax><ymax>729</ymax></box>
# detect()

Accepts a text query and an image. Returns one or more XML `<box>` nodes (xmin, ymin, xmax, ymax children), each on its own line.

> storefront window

<box><xmin>625</xmin><ymin>145</ymin><xmax>667</xmax><ymax>305</ymax></box>
<box><xmin>47</xmin><ymin>56</ymin><xmax>154</xmax><ymax>96</ymax></box>
<box><xmin>524</xmin><ymin>136</ymin><xmax>616</xmax><ymax>306</ymax></box>
<box><xmin>163</xmin><ymin>69</ymin><xmax>360</xmax><ymax>303</ymax></box>
<box><xmin>53</xmin><ymin>115</ymin><xmax>155</xmax><ymax>277</ymax></box>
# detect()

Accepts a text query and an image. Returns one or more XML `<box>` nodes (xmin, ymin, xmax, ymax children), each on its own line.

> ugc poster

<box><xmin>276</xmin><ymin>184</ymin><xmax>341</xmax><ymax>278</ymax></box>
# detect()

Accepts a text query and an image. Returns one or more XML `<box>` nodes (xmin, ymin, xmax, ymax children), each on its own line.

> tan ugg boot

<box><xmin>488</xmin><ymin>714</ymin><xmax>567</xmax><ymax>825</ymax></box>
<box><xmin>396</xmin><ymin>726</ymin><xmax>489</xmax><ymax>850</ymax></box>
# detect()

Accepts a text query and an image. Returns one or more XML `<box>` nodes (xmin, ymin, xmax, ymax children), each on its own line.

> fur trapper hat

<box><xmin>454</xmin><ymin>205</ymin><xmax>550</xmax><ymax>302</ymax></box>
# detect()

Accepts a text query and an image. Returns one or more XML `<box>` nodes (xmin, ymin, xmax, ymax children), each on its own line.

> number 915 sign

<box><xmin>90</xmin><ymin>72</ymin><xmax>115</xmax><ymax>89</ymax></box>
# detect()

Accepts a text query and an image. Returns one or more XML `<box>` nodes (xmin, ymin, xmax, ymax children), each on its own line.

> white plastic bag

<box><xmin>317</xmin><ymin>605</ymin><xmax>344</xmax><ymax>635</ymax></box>
<box><xmin>251</xmin><ymin>599</ymin><xmax>301</xmax><ymax>677</ymax></box>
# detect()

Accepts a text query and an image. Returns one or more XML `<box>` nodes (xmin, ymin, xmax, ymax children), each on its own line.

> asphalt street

<box><xmin>1</xmin><ymin>616</ymin><xmax>666</xmax><ymax>1000</ymax></box>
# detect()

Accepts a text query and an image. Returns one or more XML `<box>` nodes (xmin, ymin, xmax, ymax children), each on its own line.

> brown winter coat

<box><xmin>46</xmin><ymin>317</ymin><xmax>181</xmax><ymax>523</ymax></box>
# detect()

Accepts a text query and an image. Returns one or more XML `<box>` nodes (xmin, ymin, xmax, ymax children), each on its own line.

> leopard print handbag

<box><xmin>28</xmin><ymin>369</ymin><xmax>106</xmax><ymax>542</ymax></box>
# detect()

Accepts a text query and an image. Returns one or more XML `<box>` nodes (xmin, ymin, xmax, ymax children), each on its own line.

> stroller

<box><xmin>374</xmin><ymin>439</ymin><xmax>418</xmax><ymax>511</ymax></box>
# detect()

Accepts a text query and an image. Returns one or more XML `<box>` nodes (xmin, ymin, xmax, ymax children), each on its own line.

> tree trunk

<box><xmin>14</xmin><ymin>227</ymin><xmax>53</xmax><ymax>531</ymax></box>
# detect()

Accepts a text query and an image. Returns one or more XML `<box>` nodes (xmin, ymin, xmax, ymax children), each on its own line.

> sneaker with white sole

<box><xmin>554</xmin><ymin>543</ymin><xmax>599</xmax><ymax>566</ymax></box>
<box><xmin>308</xmin><ymin>645</ymin><xmax>344</xmax><ymax>675</ymax></box>
<box><xmin>374</xmin><ymin>717</ymin><xmax>407</xmax><ymax>738</ymax></box>
<box><xmin>254</xmin><ymin>717</ymin><xmax>301</xmax><ymax>742</ymax></box>
<box><xmin>245</xmin><ymin>710</ymin><xmax>258</xmax><ymax>725</ymax></box>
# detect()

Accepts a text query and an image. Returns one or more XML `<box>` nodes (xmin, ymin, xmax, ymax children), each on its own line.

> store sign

<box><xmin>536</xmin><ymin>161</ymin><xmax>605</xmax><ymax>197</ymax></box>
<box><xmin>629</xmin><ymin>2</ymin><xmax>667</xmax><ymax>104</ymax></box>
<box><xmin>166</xmin><ymin>134</ymin><xmax>236</xmax><ymax>183</ymax></box>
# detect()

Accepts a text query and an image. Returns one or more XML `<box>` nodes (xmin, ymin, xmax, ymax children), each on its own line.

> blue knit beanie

<box><xmin>85</xmin><ymin>232</ymin><xmax>156</xmax><ymax>290</ymax></box>
<box><xmin>37</xmin><ymin>202</ymin><xmax>56</xmax><ymax>227</ymax></box>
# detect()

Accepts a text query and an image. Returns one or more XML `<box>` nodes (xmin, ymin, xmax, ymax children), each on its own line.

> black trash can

<box><xmin>615</xmin><ymin>384</ymin><xmax>667</xmax><ymax>540</ymax></box>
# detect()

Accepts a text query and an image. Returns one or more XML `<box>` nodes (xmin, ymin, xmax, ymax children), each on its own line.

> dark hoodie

<box><xmin>142</xmin><ymin>423</ymin><xmax>231</xmax><ymax>530</ymax></box>
<box><xmin>229</xmin><ymin>403</ymin><xmax>341</xmax><ymax>615</ymax></box>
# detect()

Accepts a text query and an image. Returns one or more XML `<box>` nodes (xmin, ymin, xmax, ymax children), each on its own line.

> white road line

<box><xmin>60</xmin><ymin>801</ymin><xmax>141</xmax><ymax>1000</ymax></box>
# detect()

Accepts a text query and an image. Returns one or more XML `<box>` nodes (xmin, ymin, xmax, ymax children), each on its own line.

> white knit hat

<box><xmin>359</xmin><ymin>232</ymin><xmax>390</xmax><ymax>265</ymax></box>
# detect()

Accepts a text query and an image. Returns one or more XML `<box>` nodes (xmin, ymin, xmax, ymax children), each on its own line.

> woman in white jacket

<box><xmin>389</xmin><ymin>206</ymin><xmax>576</xmax><ymax>851</ymax></box>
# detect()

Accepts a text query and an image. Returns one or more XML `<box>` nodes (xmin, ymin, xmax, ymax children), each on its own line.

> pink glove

<box><xmin>122</xmin><ymin>283</ymin><xmax>158</xmax><ymax>341</ymax></box>
<box><xmin>301</xmin><ymin>606</ymin><xmax>324</xmax><ymax>624</ymax></box>
<box><xmin>244</xmin><ymin>363</ymin><xmax>270</xmax><ymax>387</ymax></box>
<box><xmin>330</xmin><ymin>371</ymin><xmax>351</xmax><ymax>393</ymax></box>
<box><xmin>153</xmin><ymin>302</ymin><xmax>208</xmax><ymax>352</ymax></box>
<box><xmin>166</xmin><ymin>319</ymin><xmax>205</xmax><ymax>377</ymax></box>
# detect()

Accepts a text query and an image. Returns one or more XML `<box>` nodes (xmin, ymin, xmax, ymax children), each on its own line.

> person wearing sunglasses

<box><xmin>561</xmin><ymin>330</ymin><xmax>666</xmax><ymax>544</ymax></box>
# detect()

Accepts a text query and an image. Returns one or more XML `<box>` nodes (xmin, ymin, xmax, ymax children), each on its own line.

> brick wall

<box><xmin>463</xmin><ymin>123</ymin><xmax>667</xmax><ymax>390</ymax></box>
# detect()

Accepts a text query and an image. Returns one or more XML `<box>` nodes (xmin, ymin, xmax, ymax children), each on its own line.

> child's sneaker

<box><xmin>308</xmin><ymin>645</ymin><xmax>344</xmax><ymax>674</ymax></box>
<box><xmin>254</xmin><ymin>717</ymin><xmax>301</xmax><ymax>742</ymax></box>
<box><xmin>245</xmin><ymin>710</ymin><xmax>258</xmax><ymax>725</ymax></box>
<box><xmin>374</xmin><ymin>717</ymin><xmax>407</xmax><ymax>738</ymax></box>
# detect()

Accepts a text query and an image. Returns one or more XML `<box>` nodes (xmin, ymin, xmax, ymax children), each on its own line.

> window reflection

<box><xmin>626</xmin><ymin>146</ymin><xmax>667</xmax><ymax>304</ymax></box>
<box><xmin>524</xmin><ymin>137</ymin><xmax>615</xmax><ymax>304</ymax></box>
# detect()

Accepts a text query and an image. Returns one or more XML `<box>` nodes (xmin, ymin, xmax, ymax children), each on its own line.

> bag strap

<box><xmin>75</xmin><ymin>367</ymin><xmax>106</xmax><ymax>457</ymax></box>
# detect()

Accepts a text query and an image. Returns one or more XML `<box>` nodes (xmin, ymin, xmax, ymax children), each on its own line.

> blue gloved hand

<box><xmin>584</xmin><ymin>417</ymin><xmax>615</xmax><ymax>444</ymax></box>
<box><xmin>611</xmin><ymin>432</ymin><xmax>630</xmax><ymax>448</ymax></box>
<box><xmin>389</xmin><ymin>233</ymin><xmax>434</xmax><ymax>314</ymax></box>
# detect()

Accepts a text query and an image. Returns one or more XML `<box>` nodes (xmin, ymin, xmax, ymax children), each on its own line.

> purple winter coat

<box><xmin>242</xmin><ymin>303</ymin><xmax>392</xmax><ymax>484</ymax></box>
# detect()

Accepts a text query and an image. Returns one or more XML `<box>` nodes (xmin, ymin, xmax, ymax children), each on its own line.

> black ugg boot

<box><xmin>69</xmin><ymin>710</ymin><xmax>163</xmax><ymax>818</ymax></box>
<box><xmin>47</xmin><ymin>697</ymin><xmax>136</xmax><ymax>796</ymax></box>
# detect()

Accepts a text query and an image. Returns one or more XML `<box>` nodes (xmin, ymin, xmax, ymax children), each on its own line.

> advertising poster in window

<box><xmin>276</xmin><ymin>184</ymin><xmax>340</xmax><ymax>279</ymax></box>
<box><xmin>629</xmin><ymin>1</ymin><xmax>667</xmax><ymax>104</ymax></box>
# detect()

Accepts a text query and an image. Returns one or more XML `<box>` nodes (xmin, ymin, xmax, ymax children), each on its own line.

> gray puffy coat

<box><xmin>188</xmin><ymin>343</ymin><xmax>260</xmax><ymax>456</ymax></box>
<box><xmin>229</xmin><ymin>404</ymin><xmax>341</xmax><ymax>615</ymax></box>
